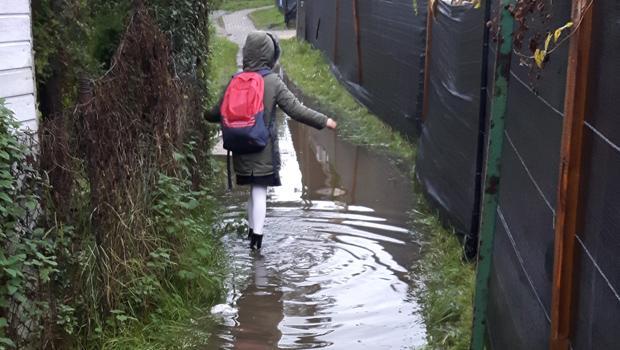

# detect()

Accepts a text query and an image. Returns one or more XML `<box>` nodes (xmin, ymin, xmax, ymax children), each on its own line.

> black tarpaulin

<box><xmin>487</xmin><ymin>213</ymin><xmax>550</xmax><ymax>349</ymax></box>
<box><xmin>572</xmin><ymin>0</ymin><xmax>620</xmax><ymax>348</ymax></box>
<box><xmin>301</xmin><ymin>0</ymin><xmax>427</xmax><ymax>137</ymax></box>
<box><xmin>416</xmin><ymin>1</ymin><xmax>485</xmax><ymax>236</ymax></box>
<box><xmin>486</xmin><ymin>0</ymin><xmax>571</xmax><ymax>349</ymax></box>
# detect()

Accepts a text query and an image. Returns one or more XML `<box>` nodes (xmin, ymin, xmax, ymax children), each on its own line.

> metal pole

<box><xmin>470</xmin><ymin>0</ymin><xmax>515</xmax><ymax>348</ymax></box>
<box><xmin>468</xmin><ymin>0</ymin><xmax>494</xmax><ymax>259</ymax></box>
<box><xmin>421</xmin><ymin>0</ymin><xmax>435</xmax><ymax>122</ymax></box>
<box><xmin>549</xmin><ymin>0</ymin><xmax>593</xmax><ymax>349</ymax></box>
<box><xmin>352</xmin><ymin>0</ymin><xmax>363</xmax><ymax>84</ymax></box>
<box><xmin>334</xmin><ymin>0</ymin><xmax>340</xmax><ymax>64</ymax></box>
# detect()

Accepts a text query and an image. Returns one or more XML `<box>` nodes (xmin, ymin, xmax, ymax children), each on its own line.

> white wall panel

<box><xmin>0</xmin><ymin>0</ymin><xmax>30</xmax><ymax>14</ymax></box>
<box><xmin>0</xmin><ymin>1</ymin><xmax>36</xmax><ymax>130</ymax></box>
<box><xmin>4</xmin><ymin>94</ymin><xmax>36</xmax><ymax>124</ymax></box>
<box><xmin>0</xmin><ymin>42</ymin><xmax>31</xmax><ymax>70</ymax></box>
<box><xmin>0</xmin><ymin>15</ymin><xmax>32</xmax><ymax>42</ymax></box>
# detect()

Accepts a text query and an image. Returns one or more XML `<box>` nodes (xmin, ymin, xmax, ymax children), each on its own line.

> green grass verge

<box><xmin>207</xmin><ymin>32</ymin><xmax>239</xmax><ymax>102</ymax></box>
<box><xmin>412</xmin><ymin>202</ymin><xmax>475</xmax><ymax>350</ymax></box>
<box><xmin>249</xmin><ymin>6</ymin><xmax>285</xmax><ymax>30</ymax></box>
<box><xmin>215</xmin><ymin>0</ymin><xmax>273</xmax><ymax>12</ymax></box>
<box><xmin>279</xmin><ymin>38</ymin><xmax>474</xmax><ymax>350</ymax></box>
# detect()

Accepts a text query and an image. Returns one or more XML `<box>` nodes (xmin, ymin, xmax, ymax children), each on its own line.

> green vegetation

<box><xmin>278</xmin><ymin>38</ymin><xmax>474</xmax><ymax>349</ymax></box>
<box><xmin>0</xmin><ymin>1</ymin><xmax>230</xmax><ymax>348</ymax></box>
<box><xmin>1</xmin><ymin>96</ymin><xmax>227</xmax><ymax>348</ymax></box>
<box><xmin>215</xmin><ymin>0</ymin><xmax>273</xmax><ymax>11</ymax></box>
<box><xmin>412</xmin><ymin>203</ymin><xmax>475</xmax><ymax>350</ymax></box>
<box><xmin>98</xmin><ymin>168</ymin><xmax>227</xmax><ymax>350</ymax></box>
<box><xmin>207</xmin><ymin>32</ymin><xmax>239</xmax><ymax>101</ymax></box>
<box><xmin>249</xmin><ymin>6</ymin><xmax>285</xmax><ymax>30</ymax></box>
<box><xmin>0</xmin><ymin>101</ymin><xmax>49</xmax><ymax>349</ymax></box>
<box><xmin>279</xmin><ymin>39</ymin><xmax>415</xmax><ymax>164</ymax></box>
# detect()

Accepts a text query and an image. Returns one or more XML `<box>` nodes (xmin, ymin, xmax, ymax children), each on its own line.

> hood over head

<box><xmin>242</xmin><ymin>31</ymin><xmax>281</xmax><ymax>71</ymax></box>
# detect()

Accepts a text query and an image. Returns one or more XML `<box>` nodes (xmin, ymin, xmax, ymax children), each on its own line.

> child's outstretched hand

<box><xmin>326</xmin><ymin>118</ymin><xmax>337</xmax><ymax>130</ymax></box>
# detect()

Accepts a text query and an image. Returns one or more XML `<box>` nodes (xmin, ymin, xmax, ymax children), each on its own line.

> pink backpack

<box><xmin>220</xmin><ymin>69</ymin><xmax>273</xmax><ymax>154</ymax></box>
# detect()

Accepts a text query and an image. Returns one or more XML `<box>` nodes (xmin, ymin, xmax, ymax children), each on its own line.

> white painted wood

<box><xmin>4</xmin><ymin>94</ymin><xmax>36</xmax><ymax>124</ymax></box>
<box><xmin>0</xmin><ymin>68</ymin><xmax>34</xmax><ymax>99</ymax></box>
<box><xmin>0</xmin><ymin>1</ymin><xmax>37</xmax><ymax>131</ymax></box>
<box><xmin>0</xmin><ymin>42</ymin><xmax>31</xmax><ymax>70</ymax></box>
<box><xmin>0</xmin><ymin>15</ymin><xmax>32</xmax><ymax>43</ymax></box>
<box><xmin>0</xmin><ymin>0</ymin><xmax>30</xmax><ymax>15</ymax></box>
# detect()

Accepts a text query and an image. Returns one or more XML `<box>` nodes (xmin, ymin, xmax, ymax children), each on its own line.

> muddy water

<box><xmin>207</xmin><ymin>112</ymin><xmax>426</xmax><ymax>349</ymax></box>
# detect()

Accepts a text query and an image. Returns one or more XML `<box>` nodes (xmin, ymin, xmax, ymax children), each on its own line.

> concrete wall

<box><xmin>0</xmin><ymin>0</ymin><xmax>37</xmax><ymax>131</ymax></box>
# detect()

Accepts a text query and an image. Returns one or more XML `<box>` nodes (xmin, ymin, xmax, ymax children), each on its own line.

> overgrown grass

<box><xmin>97</xmin><ymin>27</ymin><xmax>240</xmax><ymax>350</ymax></box>
<box><xmin>249</xmin><ymin>6</ymin><xmax>285</xmax><ymax>30</ymax></box>
<box><xmin>279</xmin><ymin>38</ymin><xmax>474</xmax><ymax>349</ymax></box>
<box><xmin>215</xmin><ymin>0</ymin><xmax>273</xmax><ymax>11</ymax></box>
<box><xmin>98</xmin><ymin>169</ymin><xmax>227</xmax><ymax>350</ymax></box>
<box><xmin>94</xmin><ymin>153</ymin><xmax>227</xmax><ymax>350</ymax></box>
<box><xmin>412</xmin><ymin>202</ymin><xmax>475</xmax><ymax>350</ymax></box>
<box><xmin>279</xmin><ymin>39</ymin><xmax>415</xmax><ymax>164</ymax></box>
<box><xmin>207</xmin><ymin>31</ymin><xmax>239</xmax><ymax>102</ymax></box>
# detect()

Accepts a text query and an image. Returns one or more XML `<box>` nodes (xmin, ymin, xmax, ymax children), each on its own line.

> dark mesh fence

<box><xmin>416</xmin><ymin>1</ymin><xmax>485</xmax><ymax>236</ymax></box>
<box><xmin>572</xmin><ymin>0</ymin><xmax>620</xmax><ymax>348</ymax></box>
<box><xmin>296</xmin><ymin>1</ymin><xmax>620</xmax><ymax>348</ymax></box>
<box><xmin>299</xmin><ymin>0</ymin><xmax>427</xmax><ymax>136</ymax></box>
<box><xmin>486</xmin><ymin>1</ymin><xmax>571</xmax><ymax>348</ymax></box>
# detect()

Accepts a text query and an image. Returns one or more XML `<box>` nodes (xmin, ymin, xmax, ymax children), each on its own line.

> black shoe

<box><xmin>250</xmin><ymin>233</ymin><xmax>258</xmax><ymax>249</ymax></box>
<box><xmin>250</xmin><ymin>233</ymin><xmax>263</xmax><ymax>250</ymax></box>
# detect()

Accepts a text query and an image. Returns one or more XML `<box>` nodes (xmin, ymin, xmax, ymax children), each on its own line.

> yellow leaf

<box><xmin>534</xmin><ymin>49</ymin><xmax>546</xmax><ymax>68</ymax></box>
<box><xmin>554</xmin><ymin>21</ymin><xmax>574</xmax><ymax>42</ymax></box>
<box><xmin>474</xmin><ymin>1</ymin><xmax>481</xmax><ymax>9</ymax></box>
<box><xmin>544</xmin><ymin>33</ymin><xmax>552</xmax><ymax>51</ymax></box>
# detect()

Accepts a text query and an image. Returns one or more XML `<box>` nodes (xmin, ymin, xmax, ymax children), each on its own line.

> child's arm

<box><xmin>204</xmin><ymin>97</ymin><xmax>223</xmax><ymax>123</ymax></box>
<box><xmin>275</xmin><ymin>78</ymin><xmax>336</xmax><ymax>130</ymax></box>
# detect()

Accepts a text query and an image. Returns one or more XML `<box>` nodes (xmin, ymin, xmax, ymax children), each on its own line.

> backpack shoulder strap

<box><xmin>258</xmin><ymin>68</ymin><xmax>273</xmax><ymax>77</ymax></box>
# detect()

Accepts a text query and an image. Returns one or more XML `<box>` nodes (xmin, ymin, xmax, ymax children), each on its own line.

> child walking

<box><xmin>206</xmin><ymin>32</ymin><xmax>337</xmax><ymax>249</ymax></box>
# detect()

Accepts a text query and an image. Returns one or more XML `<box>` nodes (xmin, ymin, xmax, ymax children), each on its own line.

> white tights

<box><xmin>247</xmin><ymin>185</ymin><xmax>268</xmax><ymax>235</ymax></box>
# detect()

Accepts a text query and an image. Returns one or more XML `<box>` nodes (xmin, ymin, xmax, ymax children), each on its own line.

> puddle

<box><xmin>206</xmin><ymin>112</ymin><xmax>426</xmax><ymax>349</ymax></box>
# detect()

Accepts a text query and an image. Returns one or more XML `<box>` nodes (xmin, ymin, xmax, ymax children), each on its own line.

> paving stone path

<box><xmin>215</xmin><ymin>7</ymin><xmax>296</xmax><ymax>68</ymax></box>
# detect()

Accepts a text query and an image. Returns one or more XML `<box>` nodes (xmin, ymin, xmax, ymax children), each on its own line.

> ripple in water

<box><xmin>207</xmin><ymin>114</ymin><xmax>426</xmax><ymax>349</ymax></box>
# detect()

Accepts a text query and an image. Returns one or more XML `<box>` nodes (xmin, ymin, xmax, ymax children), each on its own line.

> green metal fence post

<box><xmin>470</xmin><ymin>0</ymin><xmax>515</xmax><ymax>349</ymax></box>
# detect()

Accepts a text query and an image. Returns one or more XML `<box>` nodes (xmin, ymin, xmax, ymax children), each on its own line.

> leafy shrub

<box><xmin>0</xmin><ymin>100</ymin><xmax>55</xmax><ymax>348</ymax></box>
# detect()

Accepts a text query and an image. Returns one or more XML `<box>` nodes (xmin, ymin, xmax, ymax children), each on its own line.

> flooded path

<box><xmin>207</xmin><ymin>111</ymin><xmax>427</xmax><ymax>349</ymax></box>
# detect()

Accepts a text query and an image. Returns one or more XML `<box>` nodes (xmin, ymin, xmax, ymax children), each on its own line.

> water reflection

<box><xmin>206</xmin><ymin>113</ymin><xmax>426</xmax><ymax>349</ymax></box>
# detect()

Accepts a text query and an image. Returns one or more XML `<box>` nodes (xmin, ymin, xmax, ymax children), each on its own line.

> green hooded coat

<box><xmin>207</xmin><ymin>32</ymin><xmax>328</xmax><ymax>178</ymax></box>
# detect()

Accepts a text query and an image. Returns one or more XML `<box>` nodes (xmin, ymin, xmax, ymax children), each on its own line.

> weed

<box><xmin>411</xmin><ymin>202</ymin><xmax>475</xmax><ymax>350</ymax></box>
<box><xmin>98</xmin><ymin>169</ymin><xmax>227</xmax><ymax>350</ymax></box>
